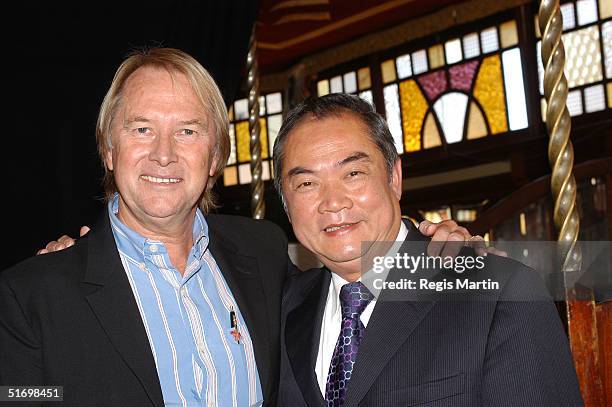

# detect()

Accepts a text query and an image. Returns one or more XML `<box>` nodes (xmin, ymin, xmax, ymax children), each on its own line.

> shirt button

<box><xmin>149</xmin><ymin>245</ymin><xmax>158</xmax><ymax>253</ymax></box>
<box><xmin>180</xmin><ymin>287</ymin><xmax>188</xmax><ymax>298</ymax></box>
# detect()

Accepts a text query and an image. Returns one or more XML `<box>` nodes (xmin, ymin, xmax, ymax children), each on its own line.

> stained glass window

<box><xmin>567</xmin><ymin>89</ymin><xmax>584</xmax><ymax>116</ymax></box>
<box><xmin>603</xmin><ymin>21</ymin><xmax>612</xmax><ymax>78</ymax></box>
<box><xmin>463</xmin><ymin>33</ymin><xmax>481</xmax><ymax>59</ymax></box>
<box><xmin>317</xmin><ymin>67</ymin><xmax>374</xmax><ymax>107</ymax></box>
<box><xmin>601</xmin><ymin>0</ymin><xmax>612</xmax><ymax>19</ymax></box>
<box><xmin>223</xmin><ymin>92</ymin><xmax>283</xmax><ymax>187</ymax></box>
<box><xmin>433</xmin><ymin>93</ymin><xmax>468</xmax><ymax>144</ymax></box>
<box><xmin>445</xmin><ymin>39</ymin><xmax>463</xmax><ymax>64</ymax></box>
<box><xmin>381</xmin><ymin>59</ymin><xmax>397</xmax><ymax>83</ymax></box>
<box><xmin>536</xmin><ymin>0</ymin><xmax>611</xmax><ymax>118</ymax></box>
<box><xmin>396</xmin><ymin>54</ymin><xmax>412</xmax><ymax>79</ymax></box>
<box><xmin>584</xmin><ymin>83</ymin><xmax>606</xmax><ymax>111</ymax></box>
<box><xmin>502</xmin><ymin>48</ymin><xmax>529</xmax><ymax>130</ymax></box>
<box><xmin>481</xmin><ymin>27</ymin><xmax>499</xmax><ymax>53</ymax></box>
<box><xmin>561</xmin><ymin>3</ymin><xmax>577</xmax><ymax>29</ymax></box>
<box><xmin>378</xmin><ymin>19</ymin><xmax>527</xmax><ymax>153</ymax></box>
<box><xmin>412</xmin><ymin>50</ymin><xmax>428</xmax><ymax>74</ymax></box>
<box><xmin>383</xmin><ymin>84</ymin><xmax>404</xmax><ymax>153</ymax></box>
<box><xmin>310</xmin><ymin>5</ymin><xmax>608</xmax><ymax>163</ymax></box>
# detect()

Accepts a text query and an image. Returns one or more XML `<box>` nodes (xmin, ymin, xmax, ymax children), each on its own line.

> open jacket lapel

<box><xmin>206</xmin><ymin>222</ymin><xmax>273</xmax><ymax>401</ymax></box>
<box><xmin>343</xmin><ymin>221</ymin><xmax>439</xmax><ymax>407</ymax></box>
<box><xmin>285</xmin><ymin>269</ymin><xmax>330</xmax><ymax>407</ymax></box>
<box><xmin>81</xmin><ymin>214</ymin><xmax>164</xmax><ymax>407</ymax></box>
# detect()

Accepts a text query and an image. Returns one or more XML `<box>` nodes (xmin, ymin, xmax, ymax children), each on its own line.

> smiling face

<box><xmin>282</xmin><ymin>113</ymin><xmax>403</xmax><ymax>277</ymax></box>
<box><xmin>105</xmin><ymin>66</ymin><xmax>218</xmax><ymax>233</ymax></box>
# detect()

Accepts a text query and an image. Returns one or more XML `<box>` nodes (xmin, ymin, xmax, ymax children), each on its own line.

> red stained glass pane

<box><xmin>416</xmin><ymin>70</ymin><xmax>448</xmax><ymax>101</ymax></box>
<box><xmin>449</xmin><ymin>60</ymin><xmax>480</xmax><ymax>92</ymax></box>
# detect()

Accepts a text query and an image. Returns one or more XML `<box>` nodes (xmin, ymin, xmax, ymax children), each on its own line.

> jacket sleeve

<box><xmin>481</xmin><ymin>265</ymin><xmax>584</xmax><ymax>406</ymax></box>
<box><xmin>0</xmin><ymin>272</ymin><xmax>43</xmax><ymax>386</ymax></box>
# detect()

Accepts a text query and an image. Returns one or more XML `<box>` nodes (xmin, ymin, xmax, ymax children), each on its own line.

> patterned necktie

<box><xmin>324</xmin><ymin>281</ymin><xmax>374</xmax><ymax>406</ymax></box>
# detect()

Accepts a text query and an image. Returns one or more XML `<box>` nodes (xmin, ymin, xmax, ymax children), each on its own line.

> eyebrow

<box><xmin>124</xmin><ymin>116</ymin><xmax>150</xmax><ymax>125</ymax></box>
<box><xmin>123</xmin><ymin>117</ymin><xmax>206</xmax><ymax>127</ymax></box>
<box><xmin>337</xmin><ymin>151</ymin><xmax>371</xmax><ymax>166</ymax></box>
<box><xmin>286</xmin><ymin>151</ymin><xmax>372</xmax><ymax>179</ymax></box>
<box><xmin>178</xmin><ymin>119</ymin><xmax>205</xmax><ymax>126</ymax></box>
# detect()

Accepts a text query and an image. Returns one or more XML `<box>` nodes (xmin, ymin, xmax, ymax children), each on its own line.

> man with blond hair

<box><xmin>0</xmin><ymin>48</ymin><xmax>288</xmax><ymax>407</ymax></box>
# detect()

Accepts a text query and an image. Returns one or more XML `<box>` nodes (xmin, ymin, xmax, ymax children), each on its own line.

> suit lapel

<box><xmin>206</xmin><ymin>222</ymin><xmax>273</xmax><ymax>400</ymax></box>
<box><xmin>343</xmin><ymin>221</ymin><xmax>439</xmax><ymax>407</ymax></box>
<box><xmin>81</xmin><ymin>214</ymin><xmax>164</xmax><ymax>407</ymax></box>
<box><xmin>285</xmin><ymin>269</ymin><xmax>330</xmax><ymax>407</ymax></box>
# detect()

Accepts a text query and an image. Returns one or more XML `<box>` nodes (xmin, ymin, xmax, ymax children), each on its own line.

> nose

<box><xmin>317</xmin><ymin>182</ymin><xmax>353</xmax><ymax>214</ymax></box>
<box><xmin>149</xmin><ymin>133</ymin><xmax>178</xmax><ymax>167</ymax></box>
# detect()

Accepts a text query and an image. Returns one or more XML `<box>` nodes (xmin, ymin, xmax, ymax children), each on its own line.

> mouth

<box><xmin>140</xmin><ymin>175</ymin><xmax>183</xmax><ymax>184</ymax></box>
<box><xmin>323</xmin><ymin>222</ymin><xmax>359</xmax><ymax>234</ymax></box>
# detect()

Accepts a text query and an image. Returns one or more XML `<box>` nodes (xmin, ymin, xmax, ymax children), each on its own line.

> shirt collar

<box><xmin>107</xmin><ymin>193</ymin><xmax>209</xmax><ymax>259</ymax></box>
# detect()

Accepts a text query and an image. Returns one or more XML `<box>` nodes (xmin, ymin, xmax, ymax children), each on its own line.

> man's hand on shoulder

<box><xmin>36</xmin><ymin>226</ymin><xmax>90</xmax><ymax>255</ymax></box>
<box><xmin>419</xmin><ymin>219</ymin><xmax>507</xmax><ymax>258</ymax></box>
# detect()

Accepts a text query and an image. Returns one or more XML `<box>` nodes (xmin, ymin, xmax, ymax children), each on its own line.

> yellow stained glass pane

<box><xmin>236</xmin><ymin>121</ymin><xmax>250</xmax><ymax>162</ymax></box>
<box><xmin>260</xmin><ymin>118</ymin><xmax>269</xmax><ymax>159</ymax></box>
<box><xmin>223</xmin><ymin>166</ymin><xmax>238</xmax><ymax>186</ymax></box>
<box><xmin>607</xmin><ymin>83</ymin><xmax>612</xmax><ymax>107</ymax></box>
<box><xmin>423</xmin><ymin>112</ymin><xmax>442</xmax><ymax>149</ymax></box>
<box><xmin>563</xmin><ymin>26</ymin><xmax>603</xmax><ymax>88</ymax></box>
<box><xmin>381</xmin><ymin>60</ymin><xmax>396</xmax><ymax>84</ymax></box>
<box><xmin>473</xmin><ymin>55</ymin><xmax>508</xmax><ymax>134</ymax></box>
<box><xmin>601</xmin><ymin>0</ymin><xmax>612</xmax><ymax>18</ymax></box>
<box><xmin>237</xmin><ymin>120</ymin><xmax>269</xmax><ymax>161</ymax></box>
<box><xmin>399</xmin><ymin>80</ymin><xmax>427</xmax><ymax>152</ymax></box>
<box><xmin>500</xmin><ymin>20</ymin><xmax>518</xmax><ymax>48</ymax></box>
<box><xmin>428</xmin><ymin>44</ymin><xmax>445</xmax><ymax>69</ymax></box>
<box><xmin>317</xmin><ymin>80</ymin><xmax>329</xmax><ymax>96</ymax></box>
<box><xmin>358</xmin><ymin>67</ymin><xmax>371</xmax><ymax>89</ymax></box>
<box><xmin>228</xmin><ymin>105</ymin><xmax>234</xmax><ymax>121</ymax></box>
<box><xmin>466</xmin><ymin>102</ymin><xmax>488</xmax><ymax>139</ymax></box>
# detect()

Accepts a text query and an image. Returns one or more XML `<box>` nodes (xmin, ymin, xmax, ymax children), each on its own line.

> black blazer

<box><xmin>0</xmin><ymin>212</ymin><xmax>288</xmax><ymax>406</ymax></box>
<box><xmin>279</xmin><ymin>221</ymin><xmax>583</xmax><ymax>407</ymax></box>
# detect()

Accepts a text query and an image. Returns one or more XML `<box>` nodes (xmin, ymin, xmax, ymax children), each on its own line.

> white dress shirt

<box><xmin>315</xmin><ymin>222</ymin><xmax>409</xmax><ymax>394</ymax></box>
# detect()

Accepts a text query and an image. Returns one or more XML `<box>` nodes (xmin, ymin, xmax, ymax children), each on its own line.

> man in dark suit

<box><xmin>273</xmin><ymin>94</ymin><xmax>583</xmax><ymax>406</ymax></box>
<box><xmin>0</xmin><ymin>48</ymin><xmax>288</xmax><ymax>406</ymax></box>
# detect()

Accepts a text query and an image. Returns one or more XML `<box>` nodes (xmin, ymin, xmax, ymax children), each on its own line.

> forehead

<box><xmin>283</xmin><ymin>113</ymin><xmax>381</xmax><ymax>166</ymax></box>
<box><xmin>121</xmin><ymin>66</ymin><xmax>204</xmax><ymax>112</ymax></box>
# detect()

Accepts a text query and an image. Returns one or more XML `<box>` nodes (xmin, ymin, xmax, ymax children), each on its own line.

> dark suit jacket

<box><xmin>279</xmin><ymin>221</ymin><xmax>583</xmax><ymax>407</ymax></box>
<box><xmin>0</xmin><ymin>213</ymin><xmax>288</xmax><ymax>406</ymax></box>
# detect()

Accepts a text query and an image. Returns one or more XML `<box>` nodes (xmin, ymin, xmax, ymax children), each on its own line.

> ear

<box><xmin>390</xmin><ymin>158</ymin><xmax>402</xmax><ymax>201</ymax></box>
<box><xmin>104</xmin><ymin>148</ymin><xmax>114</xmax><ymax>171</ymax></box>
<box><xmin>208</xmin><ymin>150</ymin><xmax>220</xmax><ymax>177</ymax></box>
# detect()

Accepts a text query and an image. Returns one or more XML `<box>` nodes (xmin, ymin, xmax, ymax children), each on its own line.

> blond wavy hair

<box><xmin>96</xmin><ymin>47</ymin><xmax>229</xmax><ymax>213</ymax></box>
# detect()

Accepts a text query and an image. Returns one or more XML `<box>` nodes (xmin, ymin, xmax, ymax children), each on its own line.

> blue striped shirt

<box><xmin>108</xmin><ymin>195</ymin><xmax>262</xmax><ymax>406</ymax></box>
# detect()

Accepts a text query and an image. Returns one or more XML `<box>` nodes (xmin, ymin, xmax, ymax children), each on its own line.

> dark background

<box><xmin>4</xmin><ymin>2</ymin><xmax>258</xmax><ymax>270</ymax></box>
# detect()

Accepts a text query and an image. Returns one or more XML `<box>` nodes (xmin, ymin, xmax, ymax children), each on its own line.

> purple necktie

<box><xmin>324</xmin><ymin>281</ymin><xmax>374</xmax><ymax>406</ymax></box>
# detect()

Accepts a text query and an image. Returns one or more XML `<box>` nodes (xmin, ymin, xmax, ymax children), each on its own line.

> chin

<box><xmin>140</xmin><ymin>200</ymin><xmax>181</xmax><ymax>218</ymax></box>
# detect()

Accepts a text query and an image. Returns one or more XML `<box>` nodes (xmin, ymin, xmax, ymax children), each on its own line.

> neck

<box><xmin>117</xmin><ymin>203</ymin><xmax>196</xmax><ymax>275</ymax></box>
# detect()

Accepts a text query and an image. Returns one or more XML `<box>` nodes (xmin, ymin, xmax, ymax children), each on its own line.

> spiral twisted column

<box><xmin>537</xmin><ymin>3</ymin><xmax>608</xmax><ymax>405</ymax></box>
<box><xmin>538</xmin><ymin>0</ymin><xmax>581</xmax><ymax>274</ymax></box>
<box><xmin>247</xmin><ymin>28</ymin><xmax>265</xmax><ymax>219</ymax></box>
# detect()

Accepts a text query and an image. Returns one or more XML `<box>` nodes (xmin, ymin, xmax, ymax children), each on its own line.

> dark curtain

<box><xmin>4</xmin><ymin>1</ymin><xmax>258</xmax><ymax>270</ymax></box>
